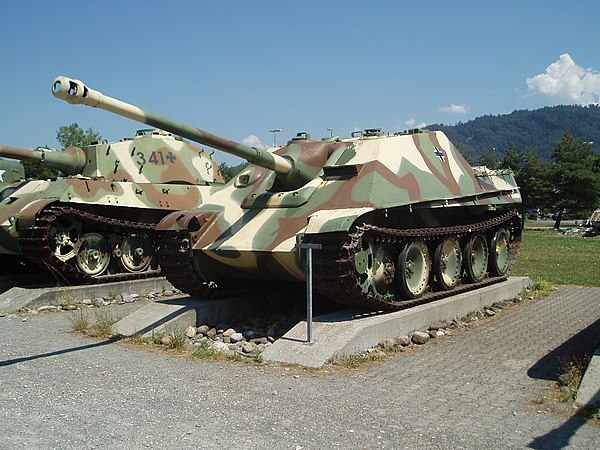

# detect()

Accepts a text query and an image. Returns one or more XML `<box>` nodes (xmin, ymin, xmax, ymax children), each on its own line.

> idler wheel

<box><xmin>48</xmin><ymin>216</ymin><xmax>82</xmax><ymax>261</ymax></box>
<box><xmin>489</xmin><ymin>228</ymin><xmax>510</xmax><ymax>276</ymax></box>
<box><xmin>463</xmin><ymin>234</ymin><xmax>489</xmax><ymax>283</ymax></box>
<box><xmin>76</xmin><ymin>233</ymin><xmax>111</xmax><ymax>276</ymax></box>
<box><xmin>433</xmin><ymin>236</ymin><xmax>462</xmax><ymax>291</ymax></box>
<box><xmin>119</xmin><ymin>233</ymin><xmax>153</xmax><ymax>273</ymax></box>
<box><xmin>371</xmin><ymin>243</ymin><xmax>397</xmax><ymax>297</ymax></box>
<box><xmin>397</xmin><ymin>239</ymin><xmax>430</xmax><ymax>299</ymax></box>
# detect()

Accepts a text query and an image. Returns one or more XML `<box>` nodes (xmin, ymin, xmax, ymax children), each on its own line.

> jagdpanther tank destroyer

<box><xmin>0</xmin><ymin>130</ymin><xmax>224</xmax><ymax>283</ymax></box>
<box><xmin>53</xmin><ymin>75</ymin><xmax>522</xmax><ymax>310</ymax></box>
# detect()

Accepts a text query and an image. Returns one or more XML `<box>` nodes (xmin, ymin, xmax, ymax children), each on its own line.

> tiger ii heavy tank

<box><xmin>53</xmin><ymin>75</ymin><xmax>521</xmax><ymax>310</ymax></box>
<box><xmin>0</xmin><ymin>130</ymin><xmax>224</xmax><ymax>283</ymax></box>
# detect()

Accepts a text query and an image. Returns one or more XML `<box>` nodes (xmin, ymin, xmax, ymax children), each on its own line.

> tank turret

<box><xmin>52</xmin><ymin>75</ymin><xmax>522</xmax><ymax>311</ymax></box>
<box><xmin>0</xmin><ymin>145</ymin><xmax>86</xmax><ymax>176</ymax></box>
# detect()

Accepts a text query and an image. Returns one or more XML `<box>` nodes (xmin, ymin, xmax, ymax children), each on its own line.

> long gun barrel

<box><xmin>52</xmin><ymin>76</ymin><xmax>293</xmax><ymax>175</ymax></box>
<box><xmin>0</xmin><ymin>145</ymin><xmax>86</xmax><ymax>176</ymax></box>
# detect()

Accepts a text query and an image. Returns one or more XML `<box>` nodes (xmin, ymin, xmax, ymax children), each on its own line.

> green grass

<box><xmin>67</xmin><ymin>310</ymin><xmax>90</xmax><ymax>332</ymax></box>
<box><xmin>512</xmin><ymin>230</ymin><xmax>600</xmax><ymax>286</ymax></box>
<box><xmin>89</xmin><ymin>310</ymin><xmax>119</xmax><ymax>338</ymax></box>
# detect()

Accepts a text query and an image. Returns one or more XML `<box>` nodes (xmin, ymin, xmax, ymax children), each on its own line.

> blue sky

<box><xmin>2</xmin><ymin>0</ymin><xmax>599</xmax><ymax>164</ymax></box>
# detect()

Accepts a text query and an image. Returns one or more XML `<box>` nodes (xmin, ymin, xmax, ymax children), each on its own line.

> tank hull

<box><xmin>156</xmin><ymin>131</ymin><xmax>522</xmax><ymax>308</ymax></box>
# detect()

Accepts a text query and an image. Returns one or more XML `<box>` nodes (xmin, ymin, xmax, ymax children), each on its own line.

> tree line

<box><xmin>428</xmin><ymin>104</ymin><xmax>600</xmax><ymax>163</ymax></box>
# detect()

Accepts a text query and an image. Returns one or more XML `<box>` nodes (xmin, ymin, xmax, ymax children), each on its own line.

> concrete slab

<box><xmin>113</xmin><ymin>292</ymin><xmax>301</xmax><ymax>337</ymax></box>
<box><xmin>0</xmin><ymin>277</ymin><xmax>174</xmax><ymax>314</ymax></box>
<box><xmin>261</xmin><ymin>277</ymin><xmax>531</xmax><ymax>368</ymax></box>
<box><xmin>576</xmin><ymin>346</ymin><xmax>600</xmax><ymax>407</ymax></box>
<box><xmin>113</xmin><ymin>299</ymin><xmax>198</xmax><ymax>337</ymax></box>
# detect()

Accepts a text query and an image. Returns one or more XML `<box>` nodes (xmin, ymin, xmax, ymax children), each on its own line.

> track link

<box><xmin>156</xmin><ymin>210</ymin><xmax>522</xmax><ymax>312</ymax></box>
<box><xmin>17</xmin><ymin>204</ymin><xmax>161</xmax><ymax>285</ymax></box>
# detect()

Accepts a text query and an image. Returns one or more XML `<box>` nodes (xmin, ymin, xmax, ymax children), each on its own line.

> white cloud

<box><xmin>526</xmin><ymin>53</ymin><xmax>600</xmax><ymax>104</ymax></box>
<box><xmin>242</xmin><ymin>134</ymin><xmax>268</xmax><ymax>150</ymax></box>
<box><xmin>404</xmin><ymin>119</ymin><xmax>427</xmax><ymax>129</ymax></box>
<box><xmin>438</xmin><ymin>104</ymin><xmax>470</xmax><ymax>114</ymax></box>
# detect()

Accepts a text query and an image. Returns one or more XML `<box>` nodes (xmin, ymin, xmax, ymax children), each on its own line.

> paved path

<box><xmin>1</xmin><ymin>286</ymin><xmax>599</xmax><ymax>449</ymax></box>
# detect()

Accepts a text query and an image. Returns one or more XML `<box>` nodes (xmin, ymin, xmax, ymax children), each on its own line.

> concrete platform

<box><xmin>261</xmin><ymin>276</ymin><xmax>531</xmax><ymax>368</ymax></box>
<box><xmin>576</xmin><ymin>346</ymin><xmax>600</xmax><ymax>407</ymax></box>
<box><xmin>0</xmin><ymin>277</ymin><xmax>174</xmax><ymax>314</ymax></box>
<box><xmin>113</xmin><ymin>293</ymin><xmax>298</xmax><ymax>337</ymax></box>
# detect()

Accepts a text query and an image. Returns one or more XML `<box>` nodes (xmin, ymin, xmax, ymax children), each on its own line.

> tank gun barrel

<box><xmin>52</xmin><ymin>76</ymin><xmax>293</xmax><ymax>175</ymax></box>
<box><xmin>0</xmin><ymin>145</ymin><xmax>86</xmax><ymax>176</ymax></box>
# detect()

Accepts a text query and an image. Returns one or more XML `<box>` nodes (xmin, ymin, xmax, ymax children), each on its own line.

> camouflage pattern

<box><xmin>0</xmin><ymin>130</ymin><xmax>223</xmax><ymax>266</ymax></box>
<box><xmin>157</xmin><ymin>130</ymin><xmax>521</xmax><ymax>282</ymax></box>
<box><xmin>0</xmin><ymin>158</ymin><xmax>25</xmax><ymax>183</ymax></box>
<box><xmin>53</xmin><ymin>75</ymin><xmax>521</xmax><ymax>306</ymax></box>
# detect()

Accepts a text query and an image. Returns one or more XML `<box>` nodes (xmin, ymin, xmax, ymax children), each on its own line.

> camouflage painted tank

<box><xmin>53</xmin><ymin>75</ymin><xmax>522</xmax><ymax>310</ymax></box>
<box><xmin>0</xmin><ymin>130</ymin><xmax>224</xmax><ymax>283</ymax></box>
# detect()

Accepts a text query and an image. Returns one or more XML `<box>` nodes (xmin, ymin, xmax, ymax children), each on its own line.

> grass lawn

<box><xmin>511</xmin><ymin>229</ymin><xmax>600</xmax><ymax>286</ymax></box>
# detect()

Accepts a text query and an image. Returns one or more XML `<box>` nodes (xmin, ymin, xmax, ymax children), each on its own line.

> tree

<box><xmin>218</xmin><ymin>161</ymin><xmax>248</xmax><ymax>183</ymax></box>
<box><xmin>477</xmin><ymin>149</ymin><xmax>500</xmax><ymax>169</ymax></box>
<box><xmin>501</xmin><ymin>145</ymin><xmax>553</xmax><ymax>215</ymax></box>
<box><xmin>548</xmin><ymin>131</ymin><xmax>600</xmax><ymax>229</ymax></box>
<box><xmin>56</xmin><ymin>123</ymin><xmax>102</xmax><ymax>149</ymax></box>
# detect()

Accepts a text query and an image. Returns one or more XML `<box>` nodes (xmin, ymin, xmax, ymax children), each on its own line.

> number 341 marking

<box><xmin>136</xmin><ymin>151</ymin><xmax>177</xmax><ymax>166</ymax></box>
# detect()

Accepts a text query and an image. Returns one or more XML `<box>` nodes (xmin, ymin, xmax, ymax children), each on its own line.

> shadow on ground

<box><xmin>527</xmin><ymin>317</ymin><xmax>600</xmax><ymax>449</ymax></box>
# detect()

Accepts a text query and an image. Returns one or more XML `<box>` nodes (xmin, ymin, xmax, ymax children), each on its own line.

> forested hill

<box><xmin>426</xmin><ymin>104</ymin><xmax>600</xmax><ymax>163</ymax></box>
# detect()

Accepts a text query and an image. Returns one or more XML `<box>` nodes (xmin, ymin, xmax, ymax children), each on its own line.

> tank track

<box><xmin>157</xmin><ymin>230</ymin><xmax>218</xmax><ymax>297</ymax></box>
<box><xmin>17</xmin><ymin>204</ymin><xmax>160</xmax><ymax>285</ymax></box>
<box><xmin>157</xmin><ymin>210</ymin><xmax>522</xmax><ymax>311</ymax></box>
<box><xmin>305</xmin><ymin>210</ymin><xmax>522</xmax><ymax>311</ymax></box>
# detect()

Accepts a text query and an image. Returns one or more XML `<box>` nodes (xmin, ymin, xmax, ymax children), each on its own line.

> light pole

<box><xmin>269</xmin><ymin>128</ymin><xmax>281</xmax><ymax>147</ymax></box>
<box><xmin>327</xmin><ymin>128</ymin><xmax>333</xmax><ymax>138</ymax></box>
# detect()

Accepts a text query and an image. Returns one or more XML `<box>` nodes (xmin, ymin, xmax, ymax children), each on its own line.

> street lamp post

<box><xmin>327</xmin><ymin>128</ymin><xmax>333</xmax><ymax>138</ymax></box>
<box><xmin>269</xmin><ymin>128</ymin><xmax>281</xmax><ymax>147</ymax></box>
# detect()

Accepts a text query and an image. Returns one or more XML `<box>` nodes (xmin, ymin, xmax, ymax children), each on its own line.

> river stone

<box><xmin>412</xmin><ymin>331</ymin><xmax>430</xmax><ymax>345</ymax></box>
<box><xmin>429</xmin><ymin>321</ymin><xmax>449</xmax><ymax>331</ymax></box>
<box><xmin>244</xmin><ymin>330</ymin><xmax>260</xmax><ymax>340</ymax></box>
<box><xmin>197</xmin><ymin>325</ymin><xmax>210</xmax><ymax>335</ymax></box>
<box><xmin>222</xmin><ymin>328</ymin><xmax>236</xmax><ymax>338</ymax></box>
<box><xmin>395</xmin><ymin>335</ymin><xmax>411</xmax><ymax>346</ymax></box>
<box><xmin>242</xmin><ymin>342</ymin><xmax>257</xmax><ymax>353</ymax></box>
<box><xmin>230</xmin><ymin>332</ymin><xmax>244</xmax><ymax>343</ymax></box>
<box><xmin>121</xmin><ymin>293</ymin><xmax>134</xmax><ymax>303</ymax></box>
<box><xmin>213</xmin><ymin>341</ymin><xmax>229</xmax><ymax>352</ymax></box>
<box><xmin>185</xmin><ymin>326</ymin><xmax>197</xmax><ymax>338</ymax></box>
